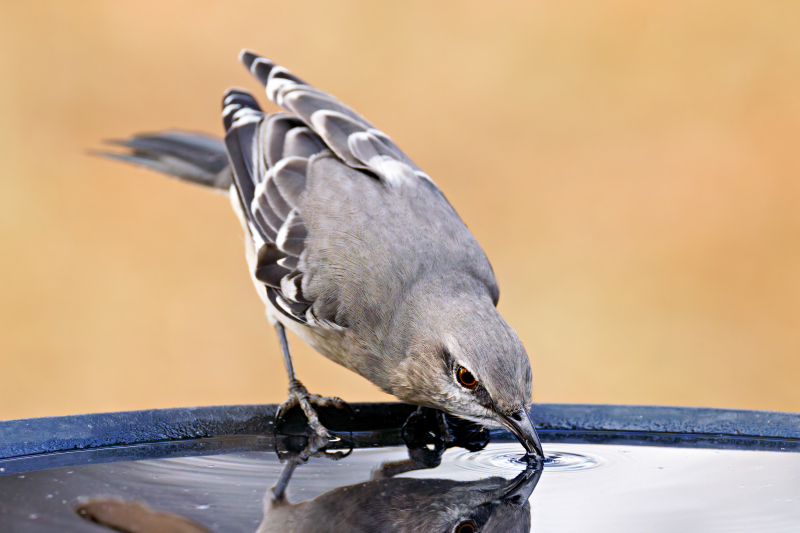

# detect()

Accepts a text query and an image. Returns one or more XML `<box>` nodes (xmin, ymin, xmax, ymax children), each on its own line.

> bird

<box><xmin>103</xmin><ymin>49</ymin><xmax>543</xmax><ymax>457</ymax></box>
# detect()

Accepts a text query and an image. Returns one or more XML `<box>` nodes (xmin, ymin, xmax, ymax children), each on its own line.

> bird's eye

<box><xmin>457</xmin><ymin>367</ymin><xmax>478</xmax><ymax>389</ymax></box>
<box><xmin>456</xmin><ymin>522</ymin><xmax>476</xmax><ymax>533</ymax></box>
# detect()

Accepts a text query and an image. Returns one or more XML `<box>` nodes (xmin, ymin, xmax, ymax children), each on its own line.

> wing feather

<box><xmin>239</xmin><ymin>49</ymin><xmax>432</xmax><ymax>188</ymax></box>
<box><xmin>222</xmin><ymin>51</ymin><xmax>461</xmax><ymax>328</ymax></box>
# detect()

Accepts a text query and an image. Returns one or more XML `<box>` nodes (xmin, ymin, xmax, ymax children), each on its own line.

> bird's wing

<box><xmin>223</xmin><ymin>88</ymin><xmax>333</xmax><ymax>327</ymax></box>
<box><xmin>238</xmin><ymin>50</ymin><xmax>435</xmax><ymax>189</ymax></box>
<box><xmin>222</xmin><ymin>51</ymin><xmax>494</xmax><ymax>328</ymax></box>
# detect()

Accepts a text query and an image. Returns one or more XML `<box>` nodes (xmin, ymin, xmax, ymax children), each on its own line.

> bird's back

<box><xmin>301</xmin><ymin>154</ymin><xmax>498</xmax><ymax>333</ymax></box>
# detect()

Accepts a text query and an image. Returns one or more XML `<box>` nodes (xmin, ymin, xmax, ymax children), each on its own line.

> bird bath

<box><xmin>1</xmin><ymin>403</ymin><xmax>799</xmax><ymax>531</ymax></box>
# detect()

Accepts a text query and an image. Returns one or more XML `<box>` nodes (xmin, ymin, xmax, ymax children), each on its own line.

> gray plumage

<box><xmin>103</xmin><ymin>50</ymin><xmax>542</xmax><ymax>455</ymax></box>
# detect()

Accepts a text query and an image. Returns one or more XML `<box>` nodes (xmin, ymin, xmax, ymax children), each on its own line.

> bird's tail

<box><xmin>99</xmin><ymin>131</ymin><xmax>232</xmax><ymax>190</ymax></box>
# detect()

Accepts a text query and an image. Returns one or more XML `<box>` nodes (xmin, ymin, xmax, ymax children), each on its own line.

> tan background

<box><xmin>1</xmin><ymin>1</ymin><xmax>799</xmax><ymax>421</ymax></box>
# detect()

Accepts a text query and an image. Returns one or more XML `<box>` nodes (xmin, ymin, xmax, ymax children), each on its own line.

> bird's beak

<box><xmin>500</xmin><ymin>460</ymin><xmax>544</xmax><ymax>506</ymax></box>
<box><xmin>499</xmin><ymin>406</ymin><xmax>544</xmax><ymax>458</ymax></box>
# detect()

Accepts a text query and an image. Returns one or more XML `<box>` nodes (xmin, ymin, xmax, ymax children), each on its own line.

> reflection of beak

<box><xmin>500</xmin><ymin>460</ymin><xmax>544</xmax><ymax>506</ymax></box>
<box><xmin>499</xmin><ymin>406</ymin><xmax>544</xmax><ymax>458</ymax></box>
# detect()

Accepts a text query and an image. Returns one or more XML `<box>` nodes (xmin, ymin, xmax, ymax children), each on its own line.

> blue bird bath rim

<box><xmin>1</xmin><ymin>403</ymin><xmax>799</xmax><ymax>476</ymax></box>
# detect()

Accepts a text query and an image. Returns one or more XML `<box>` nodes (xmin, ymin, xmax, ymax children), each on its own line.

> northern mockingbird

<box><xmin>104</xmin><ymin>50</ymin><xmax>543</xmax><ymax>457</ymax></box>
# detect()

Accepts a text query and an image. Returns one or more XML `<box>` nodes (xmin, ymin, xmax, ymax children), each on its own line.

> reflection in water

<box><xmin>8</xmin><ymin>435</ymin><xmax>795</xmax><ymax>532</ymax></box>
<box><xmin>259</xmin><ymin>455</ymin><xmax>541</xmax><ymax>533</ymax></box>
<box><xmin>76</xmin><ymin>434</ymin><xmax>541</xmax><ymax>533</ymax></box>
<box><xmin>264</xmin><ymin>411</ymin><xmax>540</xmax><ymax>532</ymax></box>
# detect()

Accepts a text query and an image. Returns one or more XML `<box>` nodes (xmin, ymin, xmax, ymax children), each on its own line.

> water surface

<box><xmin>1</xmin><ymin>441</ymin><xmax>798</xmax><ymax>532</ymax></box>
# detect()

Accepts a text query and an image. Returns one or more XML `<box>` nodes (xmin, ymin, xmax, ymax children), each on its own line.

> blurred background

<box><xmin>2</xmin><ymin>1</ymin><xmax>799</xmax><ymax>421</ymax></box>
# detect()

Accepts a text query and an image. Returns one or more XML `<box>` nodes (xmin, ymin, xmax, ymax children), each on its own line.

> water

<box><xmin>1</xmin><ymin>440</ymin><xmax>798</xmax><ymax>532</ymax></box>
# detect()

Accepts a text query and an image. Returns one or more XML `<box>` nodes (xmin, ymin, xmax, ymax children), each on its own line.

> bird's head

<box><xmin>389</xmin><ymin>279</ymin><xmax>543</xmax><ymax>457</ymax></box>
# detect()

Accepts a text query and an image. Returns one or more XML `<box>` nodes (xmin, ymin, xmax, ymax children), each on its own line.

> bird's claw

<box><xmin>277</xmin><ymin>434</ymin><xmax>344</xmax><ymax>463</ymax></box>
<box><xmin>276</xmin><ymin>379</ymin><xmax>346</xmax><ymax>439</ymax></box>
<box><xmin>274</xmin><ymin>379</ymin><xmax>352</xmax><ymax>463</ymax></box>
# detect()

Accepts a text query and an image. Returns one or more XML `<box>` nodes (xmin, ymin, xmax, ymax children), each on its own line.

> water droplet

<box><xmin>28</xmin><ymin>514</ymin><xmax>38</xmax><ymax>520</ymax></box>
<box><xmin>196</xmin><ymin>504</ymin><xmax>210</xmax><ymax>510</ymax></box>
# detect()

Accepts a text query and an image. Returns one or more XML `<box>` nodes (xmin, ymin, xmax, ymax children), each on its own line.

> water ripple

<box><xmin>440</xmin><ymin>443</ymin><xmax>603</xmax><ymax>477</ymax></box>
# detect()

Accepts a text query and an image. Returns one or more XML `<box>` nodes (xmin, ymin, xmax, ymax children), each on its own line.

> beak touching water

<box><xmin>499</xmin><ymin>406</ymin><xmax>544</xmax><ymax>458</ymax></box>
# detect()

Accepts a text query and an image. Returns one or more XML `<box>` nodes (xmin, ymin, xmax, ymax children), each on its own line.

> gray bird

<box><xmin>104</xmin><ymin>50</ymin><xmax>543</xmax><ymax>456</ymax></box>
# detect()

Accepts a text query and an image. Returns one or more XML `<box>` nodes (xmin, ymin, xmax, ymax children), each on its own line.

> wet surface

<box><xmin>2</xmin><ymin>440</ymin><xmax>799</xmax><ymax>532</ymax></box>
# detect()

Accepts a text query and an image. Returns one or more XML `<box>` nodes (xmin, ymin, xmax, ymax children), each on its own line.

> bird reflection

<box><xmin>259</xmin><ymin>455</ymin><xmax>541</xmax><ymax>533</ymax></box>
<box><xmin>76</xmin><ymin>416</ymin><xmax>542</xmax><ymax>533</ymax></box>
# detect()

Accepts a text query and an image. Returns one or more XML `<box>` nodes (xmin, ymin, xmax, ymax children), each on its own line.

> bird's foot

<box><xmin>400</xmin><ymin>407</ymin><xmax>453</xmax><ymax>468</ymax></box>
<box><xmin>402</xmin><ymin>407</ymin><xmax>491</xmax><ymax>459</ymax></box>
<box><xmin>275</xmin><ymin>433</ymin><xmax>350</xmax><ymax>465</ymax></box>
<box><xmin>402</xmin><ymin>407</ymin><xmax>454</xmax><ymax>445</ymax></box>
<box><xmin>276</xmin><ymin>379</ymin><xmax>346</xmax><ymax>439</ymax></box>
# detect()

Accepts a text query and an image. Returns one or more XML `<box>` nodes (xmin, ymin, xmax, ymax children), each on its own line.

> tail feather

<box><xmin>100</xmin><ymin>131</ymin><xmax>232</xmax><ymax>190</ymax></box>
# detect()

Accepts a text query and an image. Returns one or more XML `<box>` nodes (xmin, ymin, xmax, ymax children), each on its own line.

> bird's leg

<box><xmin>371</xmin><ymin>457</ymin><xmax>436</xmax><ymax>480</ymax></box>
<box><xmin>274</xmin><ymin>323</ymin><xmax>346</xmax><ymax>438</ymax></box>
<box><xmin>269</xmin><ymin>462</ymin><xmax>297</xmax><ymax>504</ymax></box>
